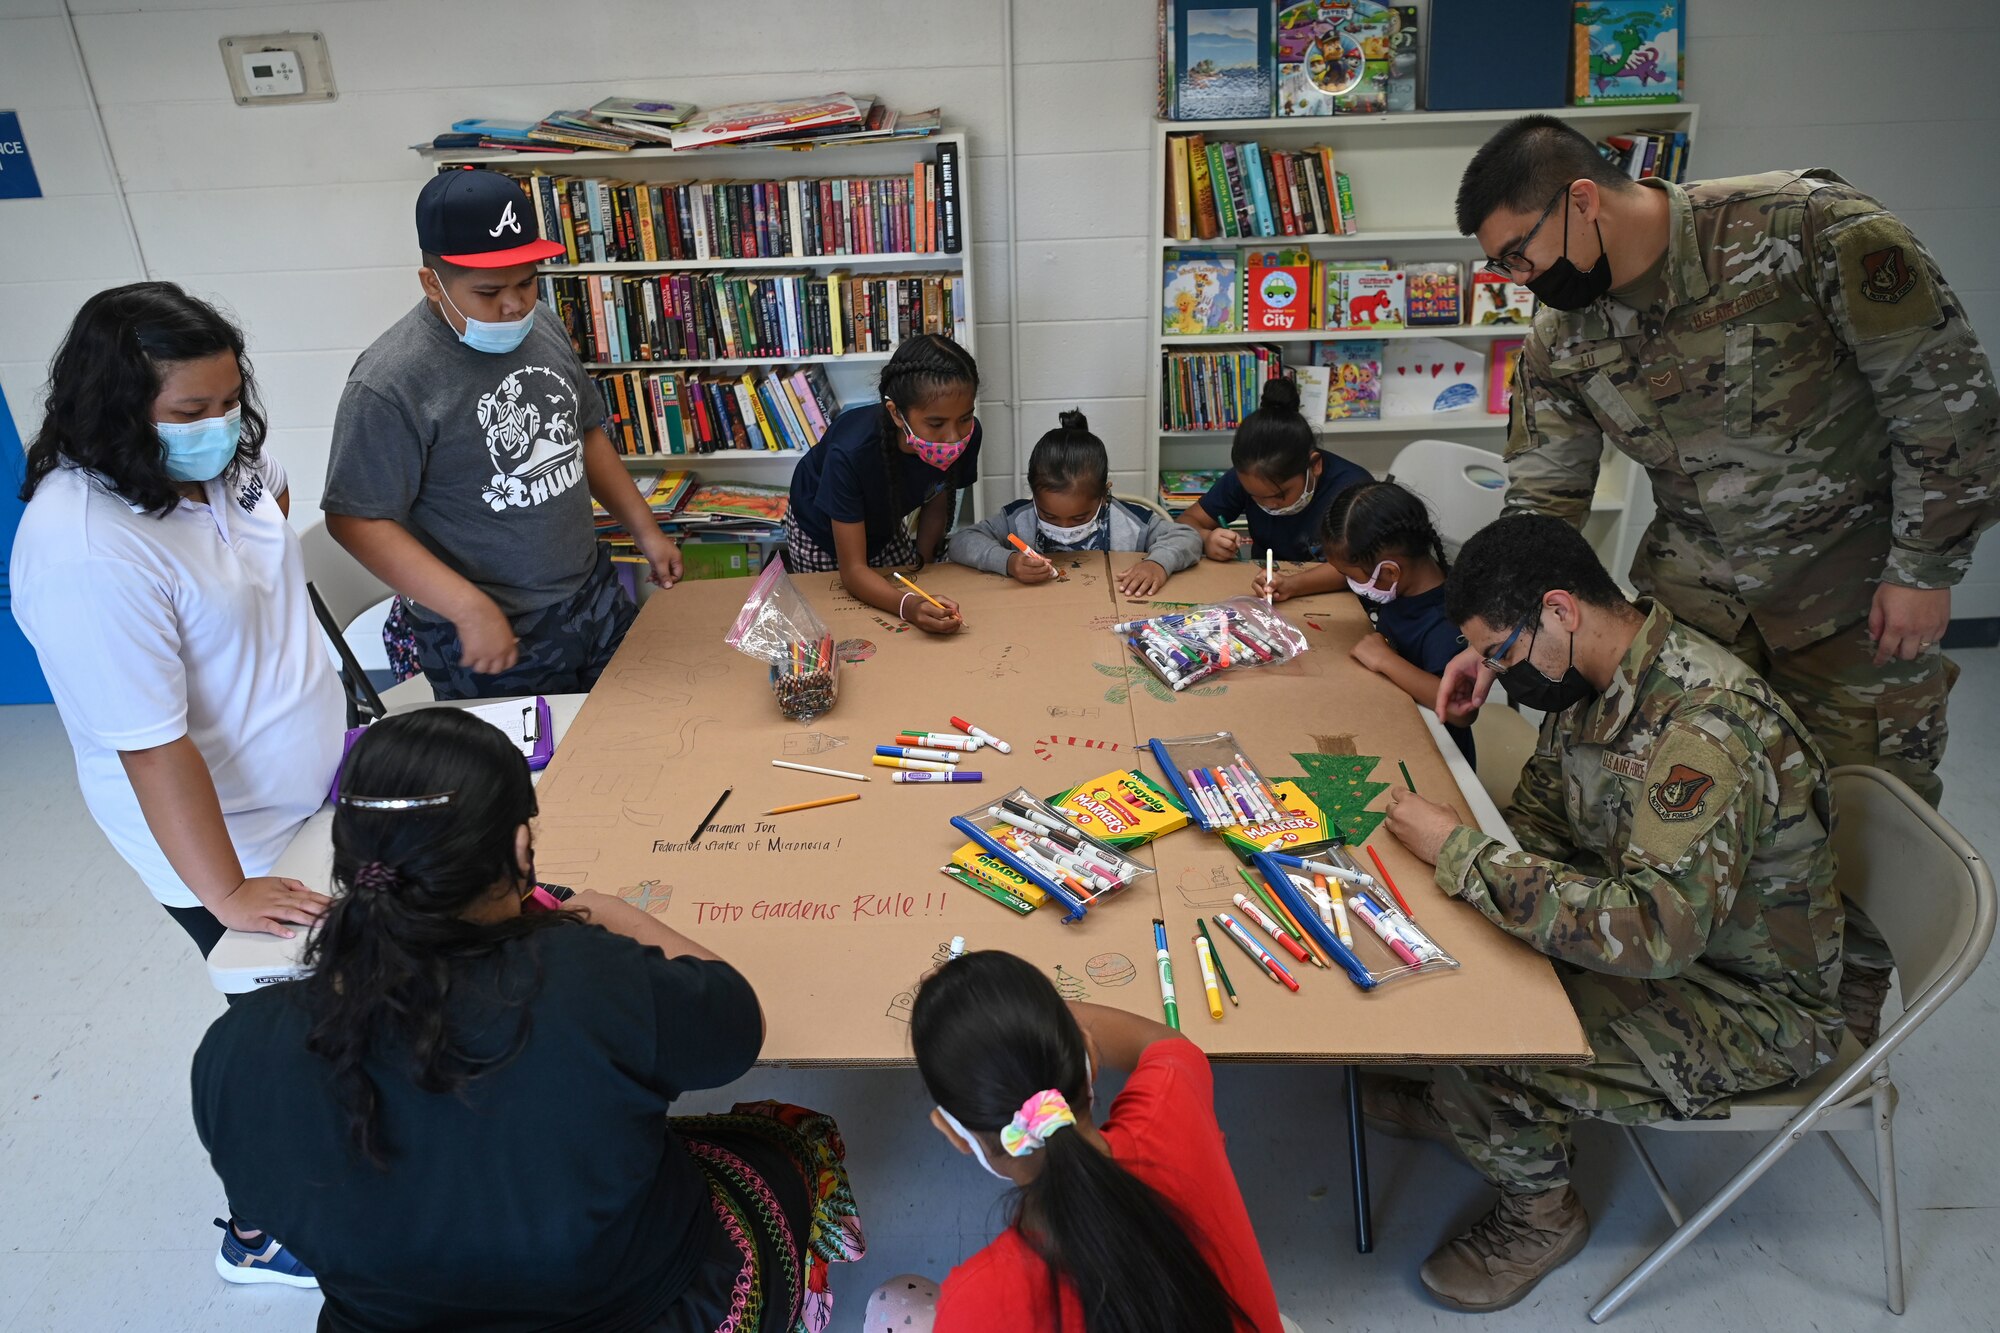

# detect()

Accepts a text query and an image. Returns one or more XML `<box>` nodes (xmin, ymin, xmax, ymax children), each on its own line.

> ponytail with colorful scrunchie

<box><xmin>999</xmin><ymin>1088</ymin><xmax>1077</xmax><ymax>1157</ymax></box>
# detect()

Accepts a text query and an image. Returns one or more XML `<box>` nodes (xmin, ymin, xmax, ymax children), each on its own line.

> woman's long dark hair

<box><xmin>912</xmin><ymin>952</ymin><xmax>1249</xmax><ymax>1333</ymax></box>
<box><xmin>876</xmin><ymin>332</ymin><xmax>980</xmax><ymax>550</ymax></box>
<box><xmin>1321</xmin><ymin>477</ymin><xmax>1450</xmax><ymax>574</ymax></box>
<box><xmin>1230</xmin><ymin>373</ymin><xmax>1313</xmax><ymax>484</ymax></box>
<box><xmin>1028</xmin><ymin>408</ymin><xmax>1110</xmax><ymax>499</ymax></box>
<box><xmin>20</xmin><ymin>281</ymin><xmax>267</xmax><ymax>516</ymax></box>
<box><xmin>301</xmin><ymin>708</ymin><xmax>577</xmax><ymax>1167</ymax></box>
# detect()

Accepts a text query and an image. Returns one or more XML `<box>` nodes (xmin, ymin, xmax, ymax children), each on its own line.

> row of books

<box><xmin>429</xmin><ymin>93</ymin><xmax>941</xmax><ymax>155</ymax></box>
<box><xmin>1601</xmin><ymin>128</ymin><xmax>1690</xmax><ymax>183</ymax></box>
<box><xmin>1160</xmin><ymin>1</ymin><xmax>1680</xmax><ymax>121</ymax></box>
<box><xmin>593</xmin><ymin>364</ymin><xmax>844</xmax><ymax>457</ymax></box>
<box><xmin>1165</xmin><ymin>250</ymin><xmax>1536</xmax><ymax>336</ymax></box>
<box><xmin>517</xmin><ymin>143</ymin><xmax>962</xmax><ymax>264</ymax></box>
<box><xmin>1160</xmin><ymin>347</ymin><xmax>1287</xmax><ymax>432</ymax></box>
<box><xmin>594</xmin><ymin>472</ymin><xmax>791</xmax><ymax>580</ymax></box>
<box><xmin>1164</xmin><ymin>134</ymin><xmax>1357</xmax><ymax>243</ymax></box>
<box><xmin>542</xmin><ymin>270</ymin><xmax>968</xmax><ymax>365</ymax></box>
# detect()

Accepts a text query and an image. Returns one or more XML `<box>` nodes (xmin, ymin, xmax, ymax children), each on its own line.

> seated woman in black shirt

<box><xmin>192</xmin><ymin>708</ymin><xmax>864</xmax><ymax>1332</ymax></box>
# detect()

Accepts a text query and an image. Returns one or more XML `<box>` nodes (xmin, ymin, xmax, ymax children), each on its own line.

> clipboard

<box><xmin>329</xmin><ymin>696</ymin><xmax>555</xmax><ymax>803</ymax></box>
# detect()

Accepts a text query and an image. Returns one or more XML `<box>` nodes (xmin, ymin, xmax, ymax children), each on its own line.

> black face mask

<box><xmin>1499</xmin><ymin>621</ymin><xmax>1597</xmax><ymax>713</ymax></box>
<box><xmin>1526</xmin><ymin>199</ymin><xmax>1613</xmax><ymax>312</ymax></box>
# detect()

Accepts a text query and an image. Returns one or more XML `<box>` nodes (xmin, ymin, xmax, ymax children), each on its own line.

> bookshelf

<box><xmin>426</xmin><ymin>131</ymin><xmax>974</xmax><ymax>474</ymax></box>
<box><xmin>1144</xmin><ymin>105</ymin><xmax>1698</xmax><ymax>574</ymax></box>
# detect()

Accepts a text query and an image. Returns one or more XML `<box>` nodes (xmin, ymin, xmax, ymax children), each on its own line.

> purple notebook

<box><xmin>330</xmin><ymin>696</ymin><xmax>555</xmax><ymax>803</ymax></box>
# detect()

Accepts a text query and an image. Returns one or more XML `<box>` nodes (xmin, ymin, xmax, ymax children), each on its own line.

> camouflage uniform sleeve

<box><xmin>1505</xmin><ymin>715</ymin><xmax>1580</xmax><ymax>863</ymax></box>
<box><xmin>1501</xmin><ymin>322</ymin><xmax>1603</xmax><ymax>530</ymax></box>
<box><xmin>1808</xmin><ymin>190</ymin><xmax>2000</xmax><ymax>588</ymax></box>
<box><xmin>1433</xmin><ymin>715</ymin><xmax>1764</xmax><ymax>979</ymax></box>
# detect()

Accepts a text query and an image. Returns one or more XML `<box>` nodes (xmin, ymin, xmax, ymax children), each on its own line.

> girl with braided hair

<box><xmin>1317</xmin><ymin>479</ymin><xmax>1475</xmax><ymax>763</ymax></box>
<box><xmin>783</xmin><ymin>334</ymin><xmax>979</xmax><ymax>634</ymax></box>
<box><xmin>192</xmin><ymin>708</ymin><xmax>865</xmax><ymax>1332</ymax></box>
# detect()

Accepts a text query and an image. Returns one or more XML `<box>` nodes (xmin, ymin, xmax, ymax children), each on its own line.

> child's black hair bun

<box><xmin>1058</xmin><ymin>407</ymin><xmax>1089</xmax><ymax>433</ymax></box>
<box><xmin>1258</xmin><ymin>376</ymin><xmax>1301</xmax><ymax>416</ymax></box>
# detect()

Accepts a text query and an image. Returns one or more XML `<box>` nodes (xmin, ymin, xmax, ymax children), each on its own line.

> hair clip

<box><xmin>337</xmin><ymin>791</ymin><xmax>456</xmax><ymax>811</ymax></box>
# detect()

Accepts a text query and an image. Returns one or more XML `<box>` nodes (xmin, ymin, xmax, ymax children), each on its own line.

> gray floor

<box><xmin>4</xmin><ymin>654</ymin><xmax>1998</xmax><ymax>1332</ymax></box>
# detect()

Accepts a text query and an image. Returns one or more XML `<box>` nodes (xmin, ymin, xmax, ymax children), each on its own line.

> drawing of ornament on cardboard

<box><xmin>1086</xmin><ymin>953</ymin><xmax>1137</xmax><ymax>987</ymax></box>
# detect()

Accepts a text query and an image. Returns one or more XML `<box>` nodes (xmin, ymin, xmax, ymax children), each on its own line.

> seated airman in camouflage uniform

<box><xmin>1439</xmin><ymin>115</ymin><xmax>1998</xmax><ymax>1046</ymax></box>
<box><xmin>1377</xmin><ymin>514</ymin><xmax>1843</xmax><ymax>1313</ymax></box>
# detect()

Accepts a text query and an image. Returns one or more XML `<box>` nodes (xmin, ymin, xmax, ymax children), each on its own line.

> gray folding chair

<box><xmin>297</xmin><ymin>519</ymin><xmax>434</xmax><ymax>723</ymax></box>
<box><xmin>1590</xmin><ymin>765</ymin><xmax>1996</xmax><ymax>1322</ymax></box>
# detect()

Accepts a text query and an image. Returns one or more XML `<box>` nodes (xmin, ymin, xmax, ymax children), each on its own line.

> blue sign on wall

<box><xmin>1</xmin><ymin>382</ymin><xmax>53</xmax><ymax>704</ymax></box>
<box><xmin>0</xmin><ymin>111</ymin><xmax>43</xmax><ymax>200</ymax></box>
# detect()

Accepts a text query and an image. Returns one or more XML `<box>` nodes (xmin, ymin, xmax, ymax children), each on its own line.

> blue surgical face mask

<box><xmin>436</xmin><ymin>279</ymin><xmax>534</xmax><ymax>354</ymax></box>
<box><xmin>156</xmin><ymin>407</ymin><xmax>242</xmax><ymax>483</ymax></box>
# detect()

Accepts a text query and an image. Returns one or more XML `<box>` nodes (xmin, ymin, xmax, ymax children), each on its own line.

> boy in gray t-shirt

<box><xmin>323</xmin><ymin>169</ymin><xmax>681</xmax><ymax>699</ymax></box>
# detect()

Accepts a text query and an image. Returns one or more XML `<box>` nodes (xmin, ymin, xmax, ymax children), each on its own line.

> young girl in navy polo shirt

<box><xmin>784</xmin><ymin>335</ymin><xmax>980</xmax><ymax>634</ymax></box>
<box><xmin>1317</xmin><ymin>479</ymin><xmax>1476</xmax><ymax>764</ymax></box>
<box><xmin>1180</xmin><ymin>377</ymin><xmax>1368</xmax><ymax>601</ymax></box>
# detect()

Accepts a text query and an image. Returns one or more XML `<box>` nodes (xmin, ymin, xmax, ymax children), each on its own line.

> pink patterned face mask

<box><xmin>891</xmin><ymin>402</ymin><xmax>976</xmax><ymax>470</ymax></box>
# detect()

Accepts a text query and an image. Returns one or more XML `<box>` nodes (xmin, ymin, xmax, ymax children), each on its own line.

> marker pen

<box><xmin>950</xmin><ymin>717</ymin><xmax>1012</xmax><ymax>753</ymax></box>
<box><xmin>872</xmin><ymin>754</ymin><xmax>954</xmax><ymax>773</ymax></box>
<box><xmin>876</xmin><ymin>745</ymin><xmax>962</xmax><ymax>763</ymax></box>
<box><xmin>892</xmin><ymin>770</ymin><xmax>984</xmax><ymax>783</ymax></box>
<box><xmin>896</xmin><ymin>731</ymin><xmax>980</xmax><ymax>751</ymax></box>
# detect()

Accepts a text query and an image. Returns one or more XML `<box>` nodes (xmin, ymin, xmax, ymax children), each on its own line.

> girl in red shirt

<box><xmin>900</xmin><ymin>950</ymin><xmax>1285</xmax><ymax>1333</ymax></box>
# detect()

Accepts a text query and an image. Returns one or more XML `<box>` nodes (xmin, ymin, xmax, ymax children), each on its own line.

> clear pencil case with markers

<box><xmin>1250</xmin><ymin>847</ymin><xmax>1459</xmax><ymax>990</ymax></box>
<box><xmin>1144</xmin><ymin>731</ymin><xmax>1292</xmax><ymax>834</ymax></box>
<box><xmin>1111</xmin><ymin>598</ymin><xmax>1308</xmax><ymax>693</ymax></box>
<box><xmin>947</xmin><ymin>787</ymin><xmax>1154</xmax><ymax>923</ymax></box>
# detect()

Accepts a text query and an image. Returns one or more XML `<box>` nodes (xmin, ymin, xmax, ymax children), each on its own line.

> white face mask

<box><xmin>1254</xmin><ymin>465</ymin><xmax>1319</xmax><ymax>517</ymax></box>
<box><xmin>937</xmin><ymin>1054</ymin><xmax>1094</xmax><ymax>1182</ymax></box>
<box><xmin>1347</xmin><ymin>560</ymin><xmax>1401</xmax><ymax>604</ymax></box>
<box><xmin>1035</xmin><ymin>504</ymin><xmax>1104</xmax><ymax>549</ymax></box>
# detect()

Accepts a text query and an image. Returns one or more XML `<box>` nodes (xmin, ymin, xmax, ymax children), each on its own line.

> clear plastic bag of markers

<box><xmin>724</xmin><ymin>560</ymin><xmax>839</xmax><ymax>721</ymax></box>
<box><xmin>946</xmin><ymin>787</ymin><xmax>1153</xmax><ymax>921</ymax></box>
<box><xmin>1112</xmin><ymin>597</ymin><xmax>1308</xmax><ymax>693</ymax></box>
<box><xmin>1248</xmin><ymin>846</ymin><xmax>1460</xmax><ymax>989</ymax></box>
<box><xmin>1145</xmin><ymin>731</ymin><xmax>1297</xmax><ymax>836</ymax></box>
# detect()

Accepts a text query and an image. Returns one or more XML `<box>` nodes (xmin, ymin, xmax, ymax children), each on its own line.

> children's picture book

<box><xmin>587</xmin><ymin>96</ymin><xmax>694</xmax><ymax>126</ymax></box>
<box><xmin>1382</xmin><ymin>339</ymin><xmax>1486</xmax><ymax>416</ymax></box>
<box><xmin>1489</xmin><ymin>338</ymin><xmax>1526</xmax><ymax>414</ymax></box>
<box><xmin>1246</xmin><ymin>250</ymin><xmax>1314</xmax><ymax>333</ymax></box>
<box><xmin>681</xmin><ymin>480</ymin><xmax>790</xmax><ymax>523</ymax></box>
<box><xmin>1386</xmin><ymin>5</ymin><xmax>1420</xmax><ymax>111</ymax></box>
<box><xmin>1405</xmin><ymin>261</ymin><xmax>1464</xmax><ymax>327</ymax></box>
<box><xmin>1571</xmin><ymin>1</ymin><xmax>1683</xmax><ymax>104</ymax></box>
<box><xmin>668</xmin><ymin>94</ymin><xmax>867</xmax><ymax>150</ymax></box>
<box><xmin>1317</xmin><ymin>340</ymin><xmax>1383</xmax><ymax>421</ymax></box>
<box><xmin>1332</xmin><ymin>1</ymin><xmax>1399</xmax><ymax>114</ymax></box>
<box><xmin>1173</xmin><ymin>2</ymin><xmax>1274</xmax><ymax>120</ymax></box>
<box><xmin>1292</xmin><ymin>364</ymin><xmax>1331</xmax><ymax>424</ymax></box>
<box><xmin>1470</xmin><ymin>271</ymin><xmax>1538</xmax><ymax>324</ymax></box>
<box><xmin>1337</xmin><ymin>269</ymin><xmax>1406</xmax><ymax>331</ymax></box>
<box><xmin>1274</xmin><ymin>2</ymin><xmax>1343</xmax><ymax>116</ymax></box>
<box><xmin>1163</xmin><ymin>249</ymin><xmax>1242</xmax><ymax>335</ymax></box>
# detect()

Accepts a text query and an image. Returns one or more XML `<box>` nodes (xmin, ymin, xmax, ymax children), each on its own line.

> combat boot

<box><xmin>1359</xmin><ymin>1074</ymin><xmax>1456</xmax><ymax>1148</ymax></box>
<box><xmin>1839</xmin><ymin>961</ymin><xmax>1894</xmax><ymax>1047</ymax></box>
<box><xmin>1420</xmin><ymin>1184</ymin><xmax>1590</xmax><ymax>1312</ymax></box>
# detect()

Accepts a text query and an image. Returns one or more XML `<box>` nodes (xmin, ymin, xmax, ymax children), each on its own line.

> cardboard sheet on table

<box><xmin>1109</xmin><ymin>555</ymin><xmax>1589</xmax><ymax>1063</ymax></box>
<box><xmin>529</xmin><ymin>570</ymin><xmax>1168</xmax><ymax>1065</ymax></box>
<box><xmin>783</xmin><ymin>552</ymin><xmax>1122</xmax><ymax>640</ymax></box>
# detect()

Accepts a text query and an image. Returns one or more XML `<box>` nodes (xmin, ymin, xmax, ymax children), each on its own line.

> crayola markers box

<box><xmin>1047</xmin><ymin>769</ymin><xmax>1190</xmax><ymax>849</ymax></box>
<box><xmin>947</xmin><ymin>846</ymin><xmax>1049</xmax><ymax>907</ymax></box>
<box><xmin>1217</xmin><ymin>779</ymin><xmax>1329</xmax><ymax>856</ymax></box>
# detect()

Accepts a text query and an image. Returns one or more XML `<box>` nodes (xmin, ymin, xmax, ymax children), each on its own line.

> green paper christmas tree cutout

<box><xmin>1270</xmin><ymin>751</ymin><xmax>1389</xmax><ymax>844</ymax></box>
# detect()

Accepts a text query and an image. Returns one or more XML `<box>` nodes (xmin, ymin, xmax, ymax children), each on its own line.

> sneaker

<box><xmin>1839</xmin><ymin>961</ymin><xmax>1895</xmax><ymax>1048</ymax></box>
<box><xmin>1419</xmin><ymin>1185</ymin><xmax>1590</xmax><ymax>1312</ymax></box>
<box><xmin>214</xmin><ymin>1217</ymin><xmax>319</xmax><ymax>1289</ymax></box>
<box><xmin>1359</xmin><ymin>1074</ymin><xmax>1456</xmax><ymax>1148</ymax></box>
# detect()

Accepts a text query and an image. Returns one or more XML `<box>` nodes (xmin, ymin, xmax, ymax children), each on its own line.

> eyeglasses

<box><xmin>1481</xmin><ymin>186</ymin><xmax>1568</xmax><ymax>279</ymax></box>
<box><xmin>1480</xmin><ymin>616</ymin><xmax>1538</xmax><ymax>674</ymax></box>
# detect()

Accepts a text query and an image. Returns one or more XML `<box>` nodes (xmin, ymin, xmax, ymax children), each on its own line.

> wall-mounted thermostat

<box><xmin>219</xmin><ymin>32</ymin><xmax>336</xmax><ymax>106</ymax></box>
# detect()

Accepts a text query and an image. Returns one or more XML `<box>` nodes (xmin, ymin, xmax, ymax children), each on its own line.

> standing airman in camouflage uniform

<box><xmin>1440</xmin><ymin>115</ymin><xmax>1998</xmax><ymax>1045</ymax></box>
<box><xmin>1377</xmin><ymin>513</ymin><xmax>1842</xmax><ymax>1313</ymax></box>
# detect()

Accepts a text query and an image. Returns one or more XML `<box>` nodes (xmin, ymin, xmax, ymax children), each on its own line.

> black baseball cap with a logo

<box><xmin>415</xmin><ymin>167</ymin><xmax>564</xmax><ymax>268</ymax></box>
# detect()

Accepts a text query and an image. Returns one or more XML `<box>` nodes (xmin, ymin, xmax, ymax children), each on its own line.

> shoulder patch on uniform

<box><xmin>1632</xmin><ymin>726</ymin><xmax>1744</xmax><ymax>870</ymax></box>
<box><xmin>1832</xmin><ymin>215</ymin><xmax>1940</xmax><ymax>341</ymax></box>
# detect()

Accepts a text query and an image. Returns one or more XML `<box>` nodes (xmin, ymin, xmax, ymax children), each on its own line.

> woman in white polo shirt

<box><xmin>12</xmin><ymin>282</ymin><xmax>346</xmax><ymax>1286</ymax></box>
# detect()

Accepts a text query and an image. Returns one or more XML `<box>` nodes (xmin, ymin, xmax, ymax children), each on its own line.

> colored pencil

<box><xmin>762</xmin><ymin>793</ymin><xmax>860</xmax><ymax>816</ymax></box>
<box><xmin>1264</xmin><ymin>549</ymin><xmax>1274</xmax><ymax>605</ymax></box>
<box><xmin>771</xmin><ymin>759</ymin><xmax>870</xmax><ymax>782</ymax></box>
<box><xmin>893</xmin><ymin>571</ymin><xmax>956</xmax><ymax>618</ymax></box>
<box><xmin>1214</xmin><ymin>911</ymin><xmax>1301</xmax><ymax>991</ymax></box>
<box><xmin>1197</xmin><ymin>918</ymin><xmax>1237</xmax><ymax>1005</ymax></box>
<box><xmin>1368</xmin><ymin>844</ymin><xmax>1415</xmax><ymax>919</ymax></box>
<box><xmin>1256</xmin><ymin>868</ymin><xmax>1330</xmax><ymax>968</ymax></box>
<box><xmin>1398</xmin><ymin>760</ymin><xmax>1416</xmax><ymax>792</ymax></box>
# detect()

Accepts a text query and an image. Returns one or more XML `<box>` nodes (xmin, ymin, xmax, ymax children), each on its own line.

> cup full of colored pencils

<box><xmin>770</xmin><ymin>632</ymin><xmax>839</xmax><ymax>722</ymax></box>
